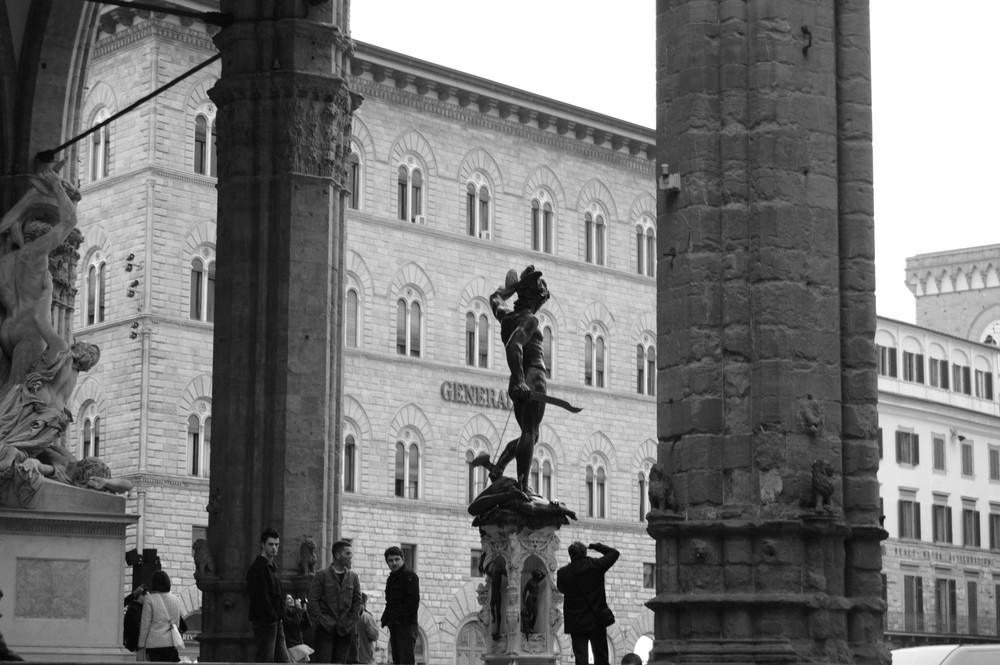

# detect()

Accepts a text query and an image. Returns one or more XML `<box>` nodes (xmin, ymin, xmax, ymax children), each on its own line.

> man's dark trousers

<box><xmin>314</xmin><ymin>626</ymin><xmax>352</xmax><ymax>663</ymax></box>
<box><xmin>388</xmin><ymin>623</ymin><xmax>417</xmax><ymax>664</ymax></box>
<box><xmin>571</xmin><ymin>627</ymin><xmax>608</xmax><ymax>665</ymax></box>
<box><xmin>252</xmin><ymin>620</ymin><xmax>289</xmax><ymax>663</ymax></box>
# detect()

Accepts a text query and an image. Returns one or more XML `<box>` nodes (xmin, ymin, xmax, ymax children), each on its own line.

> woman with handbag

<box><xmin>137</xmin><ymin>570</ymin><xmax>185</xmax><ymax>662</ymax></box>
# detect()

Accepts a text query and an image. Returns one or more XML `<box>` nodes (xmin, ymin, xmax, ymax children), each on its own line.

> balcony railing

<box><xmin>886</xmin><ymin>611</ymin><xmax>999</xmax><ymax>638</ymax></box>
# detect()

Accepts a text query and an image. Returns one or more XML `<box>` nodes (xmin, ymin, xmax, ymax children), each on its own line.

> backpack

<box><xmin>123</xmin><ymin>597</ymin><xmax>143</xmax><ymax>652</ymax></box>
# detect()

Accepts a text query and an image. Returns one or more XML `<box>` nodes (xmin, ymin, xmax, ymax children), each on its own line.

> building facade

<box><xmin>74</xmin><ymin>9</ymin><xmax>659</xmax><ymax>663</ymax></box>
<box><xmin>70</xmin><ymin>6</ymin><xmax>1000</xmax><ymax>663</ymax></box>
<box><xmin>877</xmin><ymin>315</ymin><xmax>1000</xmax><ymax>648</ymax></box>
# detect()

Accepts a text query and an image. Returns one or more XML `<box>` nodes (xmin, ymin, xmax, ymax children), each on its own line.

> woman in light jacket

<box><xmin>138</xmin><ymin>570</ymin><xmax>184</xmax><ymax>662</ymax></box>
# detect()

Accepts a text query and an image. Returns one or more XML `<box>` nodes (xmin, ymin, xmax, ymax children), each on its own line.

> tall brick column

<box><xmin>650</xmin><ymin>1</ymin><xmax>886</xmax><ymax>663</ymax></box>
<box><xmin>196</xmin><ymin>2</ymin><xmax>358</xmax><ymax>661</ymax></box>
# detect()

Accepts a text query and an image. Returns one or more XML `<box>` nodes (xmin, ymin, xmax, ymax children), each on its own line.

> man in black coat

<box><xmin>556</xmin><ymin>541</ymin><xmax>620</xmax><ymax>665</ymax></box>
<box><xmin>380</xmin><ymin>546</ymin><xmax>420</xmax><ymax>665</ymax></box>
<box><xmin>246</xmin><ymin>528</ymin><xmax>289</xmax><ymax>662</ymax></box>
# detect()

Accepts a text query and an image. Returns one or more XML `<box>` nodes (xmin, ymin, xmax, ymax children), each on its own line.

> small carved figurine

<box><xmin>520</xmin><ymin>569</ymin><xmax>546</xmax><ymax>636</ymax></box>
<box><xmin>648</xmin><ymin>462</ymin><xmax>676</xmax><ymax>513</ymax></box>
<box><xmin>484</xmin><ymin>555</ymin><xmax>507</xmax><ymax>639</ymax></box>
<box><xmin>811</xmin><ymin>459</ymin><xmax>835</xmax><ymax>511</ymax></box>
<box><xmin>800</xmin><ymin>394</ymin><xmax>825</xmax><ymax>437</ymax></box>
<box><xmin>192</xmin><ymin>538</ymin><xmax>215</xmax><ymax>582</ymax></box>
<box><xmin>299</xmin><ymin>536</ymin><xmax>317</xmax><ymax>576</ymax></box>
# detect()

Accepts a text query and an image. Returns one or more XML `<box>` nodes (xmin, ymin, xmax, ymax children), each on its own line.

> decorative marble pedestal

<box><xmin>0</xmin><ymin>479</ymin><xmax>138</xmax><ymax>662</ymax></box>
<box><xmin>476</xmin><ymin>509</ymin><xmax>567</xmax><ymax>665</ymax></box>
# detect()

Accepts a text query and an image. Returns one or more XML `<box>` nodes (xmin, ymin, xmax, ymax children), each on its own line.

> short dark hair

<box><xmin>568</xmin><ymin>542</ymin><xmax>587</xmax><ymax>561</ymax></box>
<box><xmin>384</xmin><ymin>546</ymin><xmax>404</xmax><ymax>561</ymax></box>
<box><xmin>150</xmin><ymin>570</ymin><xmax>171</xmax><ymax>593</ymax></box>
<box><xmin>621</xmin><ymin>654</ymin><xmax>643</xmax><ymax>665</ymax></box>
<box><xmin>260</xmin><ymin>528</ymin><xmax>279</xmax><ymax>545</ymax></box>
<box><xmin>332</xmin><ymin>540</ymin><xmax>352</xmax><ymax>557</ymax></box>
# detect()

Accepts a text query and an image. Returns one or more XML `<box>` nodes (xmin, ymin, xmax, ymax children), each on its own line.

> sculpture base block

<box><xmin>474</xmin><ymin>506</ymin><xmax>568</xmax><ymax>665</ymax></box>
<box><xmin>0</xmin><ymin>480</ymin><xmax>138</xmax><ymax>662</ymax></box>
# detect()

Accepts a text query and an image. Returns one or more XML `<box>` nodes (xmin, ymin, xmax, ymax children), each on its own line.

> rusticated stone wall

<box><xmin>651</xmin><ymin>1</ymin><xmax>885</xmax><ymax>663</ymax></box>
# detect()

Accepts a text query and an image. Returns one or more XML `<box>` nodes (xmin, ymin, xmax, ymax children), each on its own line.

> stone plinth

<box><xmin>475</xmin><ymin>508</ymin><xmax>567</xmax><ymax>665</ymax></box>
<box><xmin>0</xmin><ymin>479</ymin><xmax>138</xmax><ymax>662</ymax></box>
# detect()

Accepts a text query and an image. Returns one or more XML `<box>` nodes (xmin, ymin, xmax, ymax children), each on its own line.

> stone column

<box><xmin>196</xmin><ymin>2</ymin><xmax>358</xmax><ymax>661</ymax></box>
<box><xmin>651</xmin><ymin>1</ymin><xmax>885</xmax><ymax>664</ymax></box>
<box><xmin>476</xmin><ymin>512</ymin><xmax>565</xmax><ymax>665</ymax></box>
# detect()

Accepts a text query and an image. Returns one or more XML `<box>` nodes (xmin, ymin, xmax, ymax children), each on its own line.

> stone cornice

<box><xmin>351</xmin><ymin>77</ymin><xmax>653</xmax><ymax>173</ymax></box>
<box><xmin>0</xmin><ymin>512</ymin><xmax>137</xmax><ymax>537</ymax></box>
<box><xmin>94</xmin><ymin>16</ymin><xmax>218</xmax><ymax>60</ymax></box>
<box><xmin>126</xmin><ymin>472</ymin><xmax>210</xmax><ymax>490</ymax></box>
<box><xmin>350</xmin><ymin>41</ymin><xmax>655</xmax><ymax>166</ymax></box>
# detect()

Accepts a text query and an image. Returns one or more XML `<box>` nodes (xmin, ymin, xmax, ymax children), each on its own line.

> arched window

<box><xmin>343</xmin><ymin>432</ymin><xmax>357</xmax><ymax>493</ymax></box>
<box><xmin>638</xmin><ymin>470</ymin><xmax>647</xmax><ymax>521</ymax></box>
<box><xmin>189</xmin><ymin>248</ymin><xmax>216</xmax><ymax>322</ymax></box>
<box><xmin>584</xmin><ymin>208</ymin><xmax>607</xmax><ymax>266</ymax></box>
<box><xmin>542</xmin><ymin>325</ymin><xmax>554</xmax><ymax>379</ymax></box>
<box><xmin>585</xmin><ymin>331</ymin><xmax>607</xmax><ymax>388</ymax></box>
<box><xmin>636</xmin><ymin>216</ymin><xmax>655</xmax><ymax>276</ymax></box>
<box><xmin>188</xmin><ymin>403</ymin><xmax>211</xmax><ymax>477</ymax></box>
<box><xmin>636</xmin><ymin>342</ymin><xmax>656</xmax><ymax>395</ymax></box>
<box><xmin>466</xmin><ymin>174</ymin><xmax>492</xmax><ymax>239</ymax></box>
<box><xmin>466</xmin><ymin>449</ymin><xmax>489</xmax><ymax>503</ymax></box>
<box><xmin>80</xmin><ymin>402</ymin><xmax>101</xmax><ymax>458</ymax></box>
<box><xmin>465</xmin><ymin>311</ymin><xmax>489</xmax><ymax>368</ymax></box>
<box><xmin>394</xmin><ymin>429</ymin><xmax>421</xmax><ymax>499</ymax></box>
<box><xmin>586</xmin><ymin>463</ymin><xmax>607</xmax><ymax>518</ymax></box>
<box><xmin>90</xmin><ymin>108</ymin><xmax>111</xmax><ymax>182</ymax></box>
<box><xmin>456</xmin><ymin>621</ymin><xmax>488</xmax><ymax>665</ymax></box>
<box><xmin>347</xmin><ymin>151</ymin><xmax>361</xmax><ymax>210</ymax></box>
<box><xmin>84</xmin><ymin>253</ymin><xmax>107</xmax><ymax>326</ymax></box>
<box><xmin>345</xmin><ymin>288</ymin><xmax>359</xmax><ymax>348</ymax></box>
<box><xmin>397</xmin><ymin>162</ymin><xmax>424</xmax><ymax>223</ymax></box>
<box><xmin>531</xmin><ymin>194</ymin><xmax>554</xmax><ymax>254</ymax></box>
<box><xmin>530</xmin><ymin>449</ymin><xmax>554</xmax><ymax>500</ymax></box>
<box><xmin>396</xmin><ymin>295</ymin><xmax>423</xmax><ymax>357</ymax></box>
<box><xmin>193</xmin><ymin>103</ymin><xmax>217</xmax><ymax>177</ymax></box>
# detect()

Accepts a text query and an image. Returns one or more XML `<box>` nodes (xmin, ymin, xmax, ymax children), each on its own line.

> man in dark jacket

<box><xmin>556</xmin><ymin>542</ymin><xmax>620</xmax><ymax>665</ymax></box>
<box><xmin>380</xmin><ymin>546</ymin><xmax>420</xmax><ymax>665</ymax></box>
<box><xmin>308</xmin><ymin>539</ymin><xmax>362</xmax><ymax>663</ymax></box>
<box><xmin>246</xmin><ymin>528</ymin><xmax>289</xmax><ymax>662</ymax></box>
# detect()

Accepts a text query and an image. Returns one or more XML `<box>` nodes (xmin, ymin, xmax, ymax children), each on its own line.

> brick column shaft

<box><xmin>196</xmin><ymin>2</ymin><xmax>358</xmax><ymax>661</ymax></box>
<box><xmin>651</xmin><ymin>1</ymin><xmax>885</xmax><ymax>663</ymax></box>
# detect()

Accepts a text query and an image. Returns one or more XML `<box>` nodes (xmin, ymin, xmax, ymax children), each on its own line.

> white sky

<box><xmin>351</xmin><ymin>1</ymin><xmax>1000</xmax><ymax>324</ymax></box>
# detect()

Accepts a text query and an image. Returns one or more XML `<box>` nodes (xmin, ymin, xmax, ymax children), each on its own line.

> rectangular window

<box><xmin>903</xmin><ymin>574</ymin><xmax>924</xmax><ymax>631</ymax></box>
<box><xmin>903</xmin><ymin>351</ymin><xmax>925</xmax><ymax>383</ymax></box>
<box><xmin>975</xmin><ymin>369</ymin><xmax>994</xmax><ymax>399</ymax></box>
<box><xmin>933</xmin><ymin>436</ymin><xmax>946</xmax><ymax>471</ymax></box>
<box><xmin>935</xmin><ymin>579</ymin><xmax>957</xmax><ymax>633</ymax></box>
<box><xmin>968</xmin><ymin>580</ymin><xmax>979</xmax><ymax>635</ymax></box>
<box><xmin>642</xmin><ymin>563</ymin><xmax>656</xmax><ymax>589</ymax></box>
<box><xmin>962</xmin><ymin>508</ymin><xmax>982</xmax><ymax>547</ymax></box>
<box><xmin>989</xmin><ymin>513</ymin><xmax>1000</xmax><ymax>550</ymax></box>
<box><xmin>953</xmin><ymin>364</ymin><xmax>972</xmax><ymax>395</ymax></box>
<box><xmin>929</xmin><ymin>358</ymin><xmax>950</xmax><ymax>389</ymax></box>
<box><xmin>470</xmin><ymin>549</ymin><xmax>483</xmax><ymax>578</ymax></box>
<box><xmin>402</xmin><ymin>543</ymin><xmax>417</xmax><ymax>573</ymax></box>
<box><xmin>877</xmin><ymin>344</ymin><xmax>898</xmax><ymax>378</ymax></box>
<box><xmin>895</xmin><ymin>431</ymin><xmax>919</xmax><ymax>465</ymax></box>
<box><xmin>932</xmin><ymin>504</ymin><xmax>952</xmax><ymax>544</ymax></box>
<box><xmin>990</xmin><ymin>448</ymin><xmax>1000</xmax><ymax>480</ymax></box>
<box><xmin>961</xmin><ymin>442</ymin><xmax>974</xmax><ymax>476</ymax></box>
<box><xmin>898</xmin><ymin>499</ymin><xmax>921</xmax><ymax>540</ymax></box>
